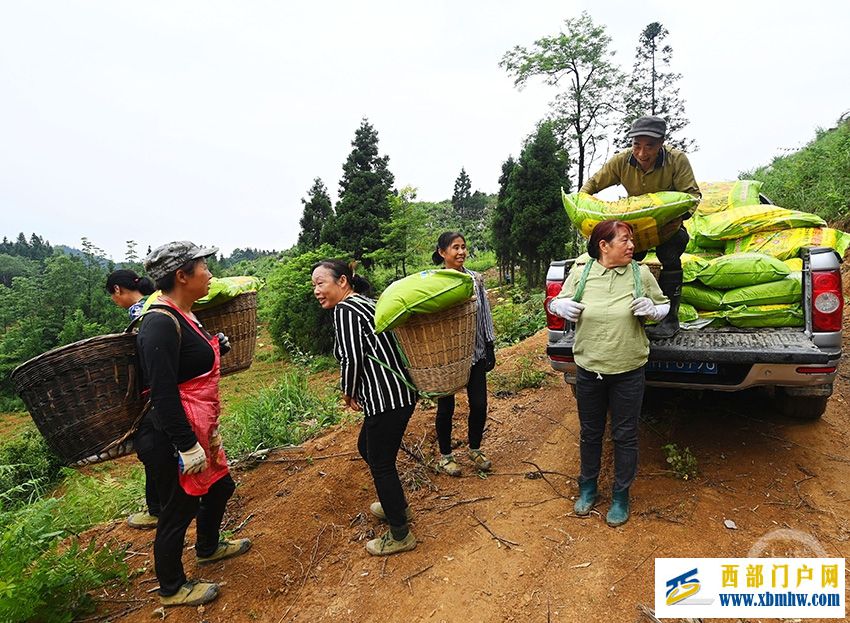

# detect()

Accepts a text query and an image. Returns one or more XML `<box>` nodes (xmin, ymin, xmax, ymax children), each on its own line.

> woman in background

<box><xmin>106</xmin><ymin>269</ymin><xmax>159</xmax><ymax>529</ymax></box>
<box><xmin>431</xmin><ymin>231</ymin><xmax>496</xmax><ymax>476</ymax></box>
<box><xmin>312</xmin><ymin>259</ymin><xmax>418</xmax><ymax>556</ymax></box>
<box><xmin>106</xmin><ymin>269</ymin><xmax>156</xmax><ymax>320</ymax></box>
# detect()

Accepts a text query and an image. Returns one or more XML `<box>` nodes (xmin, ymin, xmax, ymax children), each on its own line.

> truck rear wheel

<box><xmin>776</xmin><ymin>390</ymin><xmax>829</xmax><ymax>420</ymax></box>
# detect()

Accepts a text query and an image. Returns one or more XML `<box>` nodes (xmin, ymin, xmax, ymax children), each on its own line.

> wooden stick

<box><xmin>521</xmin><ymin>460</ymin><xmax>571</xmax><ymax>499</ymax></box>
<box><xmin>269</xmin><ymin>450</ymin><xmax>357</xmax><ymax>463</ymax></box>
<box><xmin>437</xmin><ymin>496</ymin><xmax>494</xmax><ymax>513</ymax></box>
<box><xmin>471</xmin><ymin>512</ymin><xmax>519</xmax><ymax>549</ymax></box>
<box><xmin>610</xmin><ymin>545</ymin><xmax>659</xmax><ymax>591</ymax></box>
<box><xmin>402</xmin><ymin>564</ymin><xmax>433</xmax><ymax>585</ymax></box>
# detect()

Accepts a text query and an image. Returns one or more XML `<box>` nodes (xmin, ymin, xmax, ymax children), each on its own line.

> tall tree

<box><xmin>298</xmin><ymin>177</ymin><xmax>333</xmax><ymax>250</ymax></box>
<box><xmin>451</xmin><ymin>168</ymin><xmax>472</xmax><ymax>219</ymax></box>
<box><xmin>368</xmin><ymin>186</ymin><xmax>426</xmax><ymax>278</ymax></box>
<box><xmin>491</xmin><ymin>156</ymin><xmax>517</xmax><ymax>284</ymax></box>
<box><xmin>322</xmin><ymin>118</ymin><xmax>395</xmax><ymax>262</ymax></box>
<box><xmin>501</xmin><ymin>11</ymin><xmax>624</xmax><ymax>189</ymax></box>
<box><xmin>617</xmin><ymin>22</ymin><xmax>695</xmax><ymax>152</ymax></box>
<box><xmin>506</xmin><ymin>122</ymin><xmax>572</xmax><ymax>288</ymax></box>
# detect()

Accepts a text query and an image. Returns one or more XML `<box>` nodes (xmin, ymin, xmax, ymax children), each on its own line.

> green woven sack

<box><xmin>682</xmin><ymin>283</ymin><xmax>724</xmax><ymax>311</ymax></box>
<box><xmin>678</xmin><ymin>302</ymin><xmax>698</xmax><ymax>323</ymax></box>
<box><xmin>726</xmin><ymin>227</ymin><xmax>850</xmax><ymax>260</ymax></box>
<box><xmin>721</xmin><ymin>273</ymin><xmax>802</xmax><ymax>307</ymax></box>
<box><xmin>374</xmin><ymin>269</ymin><xmax>474</xmax><ymax>333</ymax></box>
<box><xmin>698</xmin><ymin>253</ymin><xmax>790</xmax><ymax>289</ymax></box>
<box><xmin>726</xmin><ymin>304</ymin><xmax>804</xmax><ymax>328</ymax></box>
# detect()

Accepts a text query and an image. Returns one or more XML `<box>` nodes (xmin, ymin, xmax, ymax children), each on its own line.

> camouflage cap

<box><xmin>144</xmin><ymin>240</ymin><xmax>219</xmax><ymax>281</ymax></box>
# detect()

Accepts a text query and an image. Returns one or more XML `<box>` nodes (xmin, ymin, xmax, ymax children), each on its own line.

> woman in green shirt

<box><xmin>549</xmin><ymin>220</ymin><xmax>669</xmax><ymax>527</ymax></box>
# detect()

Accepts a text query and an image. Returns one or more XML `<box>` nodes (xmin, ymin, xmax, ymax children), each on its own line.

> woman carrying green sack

<box><xmin>311</xmin><ymin>259</ymin><xmax>418</xmax><ymax>556</ymax></box>
<box><xmin>548</xmin><ymin>220</ymin><xmax>669</xmax><ymax>527</ymax></box>
<box><xmin>431</xmin><ymin>232</ymin><xmax>496</xmax><ymax>477</ymax></box>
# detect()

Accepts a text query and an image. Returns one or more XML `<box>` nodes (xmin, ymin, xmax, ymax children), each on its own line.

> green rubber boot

<box><xmin>606</xmin><ymin>488</ymin><xmax>630</xmax><ymax>527</ymax></box>
<box><xmin>573</xmin><ymin>479</ymin><xmax>598</xmax><ymax>516</ymax></box>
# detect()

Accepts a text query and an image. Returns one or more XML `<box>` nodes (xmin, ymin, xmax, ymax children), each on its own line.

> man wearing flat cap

<box><xmin>580</xmin><ymin>116</ymin><xmax>700</xmax><ymax>338</ymax></box>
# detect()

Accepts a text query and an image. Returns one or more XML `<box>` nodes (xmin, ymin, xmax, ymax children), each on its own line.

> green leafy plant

<box><xmin>491</xmin><ymin>287</ymin><xmax>546</xmax><ymax>347</ymax></box>
<box><xmin>221</xmin><ymin>371</ymin><xmax>342</xmax><ymax>456</ymax></box>
<box><xmin>662</xmin><ymin>443</ymin><xmax>698</xmax><ymax>480</ymax></box>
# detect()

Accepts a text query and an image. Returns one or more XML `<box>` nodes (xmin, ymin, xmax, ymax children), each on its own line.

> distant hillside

<box><xmin>741</xmin><ymin>114</ymin><xmax>850</xmax><ymax>224</ymax></box>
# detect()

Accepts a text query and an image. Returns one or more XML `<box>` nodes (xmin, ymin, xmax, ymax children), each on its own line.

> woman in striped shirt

<box><xmin>431</xmin><ymin>232</ymin><xmax>496</xmax><ymax>476</ymax></box>
<box><xmin>312</xmin><ymin>259</ymin><xmax>418</xmax><ymax>556</ymax></box>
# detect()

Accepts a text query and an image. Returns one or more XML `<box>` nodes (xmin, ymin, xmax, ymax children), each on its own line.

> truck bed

<box><xmin>547</xmin><ymin>327</ymin><xmax>833</xmax><ymax>365</ymax></box>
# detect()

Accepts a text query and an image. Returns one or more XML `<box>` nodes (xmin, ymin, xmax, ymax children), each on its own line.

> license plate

<box><xmin>647</xmin><ymin>361</ymin><xmax>718</xmax><ymax>375</ymax></box>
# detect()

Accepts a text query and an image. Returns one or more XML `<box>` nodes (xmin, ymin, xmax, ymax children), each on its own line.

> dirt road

<box><xmin>92</xmin><ymin>309</ymin><xmax>850</xmax><ymax>622</ymax></box>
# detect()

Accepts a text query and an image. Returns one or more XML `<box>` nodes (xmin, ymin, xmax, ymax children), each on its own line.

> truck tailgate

<box><xmin>548</xmin><ymin>328</ymin><xmax>833</xmax><ymax>365</ymax></box>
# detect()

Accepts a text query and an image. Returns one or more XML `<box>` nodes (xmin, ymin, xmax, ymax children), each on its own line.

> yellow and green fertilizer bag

<box><xmin>682</xmin><ymin>282</ymin><xmax>724</xmax><ymax>311</ymax></box>
<box><xmin>727</xmin><ymin>180</ymin><xmax>764</xmax><ymax>208</ymax></box>
<box><xmin>684</xmin><ymin>214</ymin><xmax>726</xmax><ymax>249</ymax></box>
<box><xmin>375</xmin><ymin>269</ymin><xmax>473</xmax><ymax>333</ymax></box>
<box><xmin>561</xmin><ymin>189</ymin><xmax>699</xmax><ymax>252</ymax></box>
<box><xmin>698</xmin><ymin>252</ymin><xmax>790</xmax><ymax>289</ymax></box>
<box><xmin>726</xmin><ymin>304</ymin><xmax>804</xmax><ymax>328</ymax></box>
<box><xmin>721</xmin><ymin>273</ymin><xmax>802</xmax><ymax>307</ymax></box>
<box><xmin>678</xmin><ymin>302</ymin><xmax>699</xmax><ymax>323</ymax></box>
<box><xmin>726</xmin><ymin>227</ymin><xmax>850</xmax><ymax>260</ymax></box>
<box><xmin>691</xmin><ymin>204</ymin><xmax>826</xmax><ymax>247</ymax></box>
<box><xmin>696</xmin><ymin>181</ymin><xmax>735</xmax><ymax>215</ymax></box>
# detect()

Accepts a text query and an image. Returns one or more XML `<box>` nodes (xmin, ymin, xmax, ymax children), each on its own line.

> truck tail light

<box><xmin>545</xmin><ymin>281</ymin><xmax>565</xmax><ymax>331</ymax></box>
<box><xmin>795</xmin><ymin>366</ymin><xmax>836</xmax><ymax>374</ymax></box>
<box><xmin>811</xmin><ymin>269</ymin><xmax>843</xmax><ymax>332</ymax></box>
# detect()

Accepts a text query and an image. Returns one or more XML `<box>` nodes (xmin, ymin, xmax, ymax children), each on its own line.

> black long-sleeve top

<box><xmin>137</xmin><ymin>306</ymin><xmax>215</xmax><ymax>452</ymax></box>
<box><xmin>333</xmin><ymin>295</ymin><xmax>417</xmax><ymax>417</ymax></box>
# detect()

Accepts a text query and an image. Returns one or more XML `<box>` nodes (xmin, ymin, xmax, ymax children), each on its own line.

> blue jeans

<box><xmin>575</xmin><ymin>366</ymin><xmax>645</xmax><ymax>492</ymax></box>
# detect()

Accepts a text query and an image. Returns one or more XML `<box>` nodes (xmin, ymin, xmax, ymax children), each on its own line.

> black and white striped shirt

<box><xmin>333</xmin><ymin>294</ymin><xmax>417</xmax><ymax>417</ymax></box>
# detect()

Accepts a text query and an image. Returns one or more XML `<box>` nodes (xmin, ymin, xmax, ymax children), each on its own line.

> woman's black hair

<box><xmin>312</xmin><ymin>259</ymin><xmax>371</xmax><ymax>295</ymax></box>
<box><xmin>156</xmin><ymin>258</ymin><xmax>201</xmax><ymax>293</ymax></box>
<box><xmin>431</xmin><ymin>231</ymin><xmax>466</xmax><ymax>265</ymax></box>
<box><xmin>105</xmin><ymin>269</ymin><xmax>156</xmax><ymax>295</ymax></box>
<box><xmin>587</xmin><ymin>219</ymin><xmax>634</xmax><ymax>259</ymax></box>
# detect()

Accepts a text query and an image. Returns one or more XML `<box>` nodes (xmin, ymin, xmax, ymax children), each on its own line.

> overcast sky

<box><xmin>1</xmin><ymin>1</ymin><xmax>848</xmax><ymax>260</ymax></box>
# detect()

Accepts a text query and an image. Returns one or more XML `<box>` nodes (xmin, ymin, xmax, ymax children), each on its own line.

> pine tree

<box><xmin>617</xmin><ymin>22</ymin><xmax>696</xmax><ymax>152</ymax></box>
<box><xmin>298</xmin><ymin>178</ymin><xmax>333</xmax><ymax>250</ymax></box>
<box><xmin>491</xmin><ymin>156</ymin><xmax>517</xmax><ymax>284</ymax></box>
<box><xmin>505</xmin><ymin>123</ymin><xmax>572</xmax><ymax>288</ymax></box>
<box><xmin>451</xmin><ymin>168</ymin><xmax>472</xmax><ymax>219</ymax></box>
<box><xmin>323</xmin><ymin>118</ymin><xmax>395</xmax><ymax>262</ymax></box>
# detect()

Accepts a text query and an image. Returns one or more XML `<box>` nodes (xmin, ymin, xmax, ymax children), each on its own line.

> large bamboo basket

<box><xmin>11</xmin><ymin>333</ymin><xmax>143</xmax><ymax>466</ymax></box>
<box><xmin>194</xmin><ymin>291</ymin><xmax>258</xmax><ymax>376</ymax></box>
<box><xmin>394</xmin><ymin>298</ymin><xmax>477</xmax><ymax>395</ymax></box>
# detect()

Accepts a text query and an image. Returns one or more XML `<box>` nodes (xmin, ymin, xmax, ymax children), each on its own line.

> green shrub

<box><xmin>489</xmin><ymin>356</ymin><xmax>546</xmax><ymax>396</ymax></box>
<box><xmin>221</xmin><ymin>372</ymin><xmax>342</xmax><ymax>456</ymax></box>
<box><xmin>491</xmin><ymin>287</ymin><xmax>546</xmax><ymax>347</ymax></box>
<box><xmin>0</xmin><ymin>429</ymin><xmax>63</xmax><ymax>512</ymax></box>
<box><xmin>662</xmin><ymin>443</ymin><xmax>698</xmax><ymax>480</ymax></box>
<box><xmin>263</xmin><ymin>244</ymin><xmax>342</xmax><ymax>356</ymax></box>
<box><xmin>465</xmin><ymin>250</ymin><xmax>497</xmax><ymax>273</ymax></box>
<box><xmin>741</xmin><ymin>120</ymin><xmax>850</xmax><ymax>221</ymax></box>
<box><xmin>0</xmin><ymin>467</ymin><xmax>145</xmax><ymax>622</ymax></box>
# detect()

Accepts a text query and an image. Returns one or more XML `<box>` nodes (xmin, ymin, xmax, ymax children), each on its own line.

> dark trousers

<box><xmin>144</xmin><ymin>463</ymin><xmax>161</xmax><ymax>516</ymax></box>
<box><xmin>435</xmin><ymin>359</ymin><xmax>487</xmax><ymax>455</ymax></box>
<box><xmin>136</xmin><ymin>424</ymin><xmax>236</xmax><ymax>596</ymax></box>
<box><xmin>575</xmin><ymin>366</ymin><xmax>645</xmax><ymax>492</ymax></box>
<box><xmin>633</xmin><ymin>225</ymin><xmax>689</xmax><ymax>271</ymax></box>
<box><xmin>357</xmin><ymin>404</ymin><xmax>414</xmax><ymax>537</ymax></box>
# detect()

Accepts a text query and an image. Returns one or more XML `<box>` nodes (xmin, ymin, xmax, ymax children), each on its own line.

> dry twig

<box><xmin>610</xmin><ymin>545</ymin><xmax>659</xmax><ymax>591</ymax></box>
<box><xmin>437</xmin><ymin>496</ymin><xmax>494</xmax><ymax>513</ymax></box>
<box><xmin>471</xmin><ymin>511</ymin><xmax>519</xmax><ymax>549</ymax></box>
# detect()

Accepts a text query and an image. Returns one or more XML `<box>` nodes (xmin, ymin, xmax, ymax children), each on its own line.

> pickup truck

<box><xmin>544</xmin><ymin>246</ymin><xmax>844</xmax><ymax>420</ymax></box>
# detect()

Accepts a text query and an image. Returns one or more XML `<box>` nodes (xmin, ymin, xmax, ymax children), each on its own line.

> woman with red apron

<box><xmin>136</xmin><ymin>241</ymin><xmax>251</xmax><ymax>608</ymax></box>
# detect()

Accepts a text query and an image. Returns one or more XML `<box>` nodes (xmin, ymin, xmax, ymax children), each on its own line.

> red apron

<box><xmin>162</xmin><ymin>301</ymin><xmax>230</xmax><ymax>496</ymax></box>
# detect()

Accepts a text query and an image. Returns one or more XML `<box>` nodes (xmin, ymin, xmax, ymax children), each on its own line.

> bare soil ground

<box><xmin>84</xmin><ymin>271</ymin><xmax>850</xmax><ymax>623</ymax></box>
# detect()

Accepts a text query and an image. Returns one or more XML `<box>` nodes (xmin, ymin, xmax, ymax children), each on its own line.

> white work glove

<box><xmin>630</xmin><ymin>297</ymin><xmax>670</xmax><ymax>322</ymax></box>
<box><xmin>178</xmin><ymin>442</ymin><xmax>208</xmax><ymax>475</ymax></box>
<box><xmin>548</xmin><ymin>298</ymin><xmax>586</xmax><ymax>322</ymax></box>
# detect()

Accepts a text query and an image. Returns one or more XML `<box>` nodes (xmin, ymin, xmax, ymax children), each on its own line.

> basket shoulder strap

<box><xmin>134</xmin><ymin>307</ymin><xmax>183</xmax><ymax>349</ymax></box>
<box><xmin>572</xmin><ymin>259</ymin><xmax>595</xmax><ymax>303</ymax></box>
<box><xmin>631</xmin><ymin>261</ymin><xmax>644</xmax><ymax>299</ymax></box>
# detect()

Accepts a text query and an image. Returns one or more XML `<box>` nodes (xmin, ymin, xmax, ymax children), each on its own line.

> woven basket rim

<box><xmin>11</xmin><ymin>332</ymin><xmax>135</xmax><ymax>383</ymax></box>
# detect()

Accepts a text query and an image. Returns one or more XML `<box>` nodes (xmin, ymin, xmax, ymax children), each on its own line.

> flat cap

<box><xmin>627</xmin><ymin>116</ymin><xmax>666</xmax><ymax>139</ymax></box>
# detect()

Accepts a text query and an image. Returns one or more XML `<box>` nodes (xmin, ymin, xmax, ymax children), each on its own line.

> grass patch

<box><xmin>0</xmin><ymin>428</ymin><xmax>64</xmax><ymax>512</ymax></box>
<box><xmin>489</xmin><ymin>356</ymin><xmax>546</xmax><ymax>397</ymax></box>
<box><xmin>662</xmin><ymin>443</ymin><xmax>698</xmax><ymax>480</ymax></box>
<box><xmin>221</xmin><ymin>371</ymin><xmax>342</xmax><ymax>456</ymax></box>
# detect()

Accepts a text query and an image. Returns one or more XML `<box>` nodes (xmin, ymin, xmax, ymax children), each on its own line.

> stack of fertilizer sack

<box><xmin>562</xmin><ymin>180</ymin><xmax>850</xmax><ymax>329</ymax></box>
<box><xmin>677</xmin><ymin>180</ymin><xmax>850</xmax><ymax>328</ymax></box>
